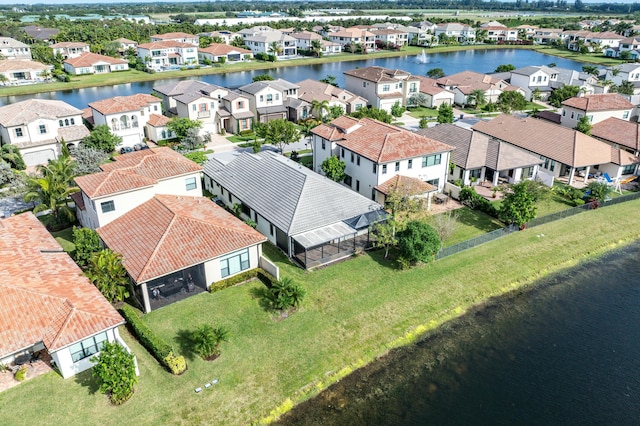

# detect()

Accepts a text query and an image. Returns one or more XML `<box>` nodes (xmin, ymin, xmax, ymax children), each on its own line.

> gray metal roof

<box><xmin>203</xmin><ymin>151</ymin><xmax>385</xmax><ymax>236</ymax></box>
<box><xmin>238</xmin><ymin>79</ymin><xmax>298</xmax><ymax>95</ymax></box>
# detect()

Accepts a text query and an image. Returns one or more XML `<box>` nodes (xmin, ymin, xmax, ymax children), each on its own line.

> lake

<box><xmin>0</xmin><ymin>49</ymin><xmax>586</xmax><ymax>109</ymax></box>
<box><xmin>276</xmin><ymin>241</ymin><xmax>640</xmax><ymax>425</ymax></box>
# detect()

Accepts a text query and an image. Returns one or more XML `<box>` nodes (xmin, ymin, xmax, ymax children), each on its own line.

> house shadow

<box><xmin>174</xmin><ymin>329</ymin><xmax>197</xmax><ymax>361</ymax></box>
<box><xmin>248</xmin><ymin>286</ymin><xmax>275</xmax><ymax>313</ymax></box>
<box><xmin>73</xmin><ymin>369</ymin><xmax>100</xmax><ymax>395</ymax></box>
<box><xmin>456</xmin><ymin>208</ymin><xmax>503</xmax><ymax>233</ymax></box>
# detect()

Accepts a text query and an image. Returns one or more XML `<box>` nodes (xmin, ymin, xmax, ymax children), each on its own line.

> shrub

<box><xmin>91</xmin><ymin>342</ymin><xmax>137</xmax><ymax>405</ymax></box>
<box><xmin>397</xmin><ymin>221</ymin><xmax>441</xmax><ymax>266</ymax></box>
<box><xmin>163</xmin><ymin>352</ymin><xmax>187</xmax><ymax>375</ymax></box>
<box><xmin>193</xmin><ymin>325</ymin><xmax>230</xmax><ymax>359</ymax></box>
<box><xmin>267</xmin><ymin>277</ymin><xmax>306</xmax><ymax>311</ymax></box>
<box><xmin>209</xmin><ymin>268</ymin><xmax>276</xmax><ymax>293</ymax></box>
<box><xmin>14</xmin><ymin>366</ymin><xmax>27</xmax><ymax>382</ymax></box>
<box><xmin>120</xmin><ymin>304</ymin><xmax>187</xmax><ymax>374</ymax></box>
<box><xmin>459</xmin><ymin>187</ymin><xmax>499</xmax><ymax>217</ymax></box>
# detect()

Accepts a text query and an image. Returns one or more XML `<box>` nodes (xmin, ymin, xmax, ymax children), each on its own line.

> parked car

<box><xmin>120</xmin><ymin>146</ymin><xmax>134</xmax><ymax>154</ymax></box>
<box><xmin>134</xmin><ymin>143</ymin><xmax>150</xmax><ymax>151</ymax></box>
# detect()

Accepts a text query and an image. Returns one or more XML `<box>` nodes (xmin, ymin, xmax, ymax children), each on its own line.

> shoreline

<box><xmin>275</xmin><ymin>238</ymin><xmax>640</xmax><ymax>424</ymax></box>
<box><xmin>262</xmin><ymin>226</ymin><xmax>640</xmax><ymax>423</ymax></box>
<box><xmin>0</xmin><ymin>45</ymin><xmax>614</xmax><ymax>98</ymax></box>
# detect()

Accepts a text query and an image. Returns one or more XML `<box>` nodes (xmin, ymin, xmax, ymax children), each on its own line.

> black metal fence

<box><xmin>435</xmin><ymin>191</ymin><xmax>640</xmax><ymax>261</ymax></box>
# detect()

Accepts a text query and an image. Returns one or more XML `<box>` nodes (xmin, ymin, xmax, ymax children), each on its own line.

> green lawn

<box><xmin>407</xmin><ymin>107</ymin><xmax>439</xmax><ymax>119</ymax></box>
<box><xmin>51</xmin><ymin>227</ymin><xmax>76</xmax><ymax>254</ymax></box>
<box><xmin>3</xmin><ymin>200</ymin><xmax>640</xmax><ymax>425</ymax></box>
<box><xmin>430</xmin><ymin>207</ymin><xmax>504</xmax><ymax>247</ymax></box>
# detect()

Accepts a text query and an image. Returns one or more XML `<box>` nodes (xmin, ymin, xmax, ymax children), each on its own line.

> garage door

<box><xmin>23</xmin><ymin>149</ymin><xmax>56</xmax><ymax>167</ymax></box>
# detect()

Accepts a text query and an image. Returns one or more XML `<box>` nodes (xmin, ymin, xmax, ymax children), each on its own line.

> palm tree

<box><xmin>311</xmin><ymin>99</ymin><xmax>330</xmax><ymax>120</ymax></box>
<box><xmin>0</xmin><ymin>74</ymin><xmax>8</xmax><ymax>86</ymax></box>
<box><xmin>467</xmin><ymin>89</ymin><xmax>487</xmax><ymax>108</ymax></box>
<box><xmin>267</xmin><ymin>41</ymin><xmax>283</xmax><ymax>59</ymax></box>
<box><xmin>310</xmin><ymin>39</ymin><xmax>323</xmax><ymax>57</ymax></box>
<box><xmin>193</xmin><ymin>325</ymin><xmax>230</xmax><ymax>359</ymax></box>
<box><xmin>86</xmin><ymin>249</ymin><xmax>130</xmax><ymax>303</ymax></box>
<box><xmin>230</xmin><ymin>36</ymin><xmax>246</xmax><ymax>49</ymax></box>
<box><xmin>24</xmin><ymin>154</ymin><xmax>78</xmax><ymax>226</ymax></box>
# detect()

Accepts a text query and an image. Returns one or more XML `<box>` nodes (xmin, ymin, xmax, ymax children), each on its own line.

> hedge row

<box><xmin>459</xmin><ymin>187</ymin><xmax>500</xmax><ymax>218</ymax></box>
<box><xmin>209</xmin><ymin>267</ymin><xmax>277</xmax><ymax>293</ymax></box>
<box><xmin>120</xmin><ymin>304</ymin><xmax>187</xmax><ymax>375</ymax></box>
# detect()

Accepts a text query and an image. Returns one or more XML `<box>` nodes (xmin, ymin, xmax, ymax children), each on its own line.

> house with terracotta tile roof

<box><xmin>417</xmin><ymin>124</ymin><xmax>543</xmax><ymax>187</ymax></box>
<box><xmin>344</xmin><ymin>66</ymin><xmax>422</xmax><ymax>113</ymax></box>
<box><xmin>311</xmin><ymin>117</ymin><xmax>454</xmax><ymax>204</ymax></box>
<box><xmin>97</xmin><ymin>195</ymin><xmax>266</xmax><ymax>312</ymax></box>
<box><xmin>414</xmin><ymin>76</ymin><xmax>455</xmax><ymax>108</ymax></box>
<box><xmin>50</xmin><ymin>41</ymin><xmax>90</xmax><ymax>59</ymax></box>
<box><xmin>73</xmin><ymin>147</ymin><xmax>203</xmax><ymax>229</ymax></box>
<box><xmin>198</xmin><ymin>43</ymin><xmax>253</xmax><ymax>63</ymax></box>
<box><xmin>0</xmin><ymin>99</ymin><xmax>89</xmax><ymax>166</ymax></box>
<box><xmin>472</xmin><ymin>114</ymin><xmax>639</xmax><ymax>185</ymax></box>
<box><xmin>296</xmin><ymin>79</ymin><xmax>368</xmax><ymax>115</ymax></box>
<box><xmin>63</xmin><ymin>52</ymin><xmax>129</xmax><ymax>75</ymax></box>
<box><xmin>435</xmin><ymin>71</ymin><xmax>521</xmax><ymax>106</ymax></box>
<box><xmin>87</xmin><ymin>94</ymin><xmax>162</xmax><ymax>147</ymax></box>
<box><xmin>0</xmin><ymin>213</ymin><xmax>127</xmax><ymax>379</ymax></box>
<box><xmin>203</xmin><ymin>150</ymin><xmax>386</xmax><ymax>269</ymax></box>
<box><xmin>560</xmin><ymin>93</ymin><xmax>634</xmax><ymax>128</ymax></box>
<box><xmin>591</xmin><ymin>118</ymin><xmax>640</xmax><ymax>177</ymax></box>
<box><xmin>150</xmin><ymin>32</ymin><xmax>199</xmax><ymax>46</ymax></box>
<box><xmin>137</xmin><ymin>40</ymin><xmax>198</xmax><ymax>71</ymax></box>
<box><xmin>329</xmin><ymin>27</ymin><xmax>376</xmax><ymax>52</ymax></box>
<box><xmin>145</xmin><ymin>113</ymin><xmax>175</xmax><ymax>143</ymax></box>
<box><xmin>0</xmin><ymin>59</ymin><xmax>51</xmax><ymax>84</ymax></box>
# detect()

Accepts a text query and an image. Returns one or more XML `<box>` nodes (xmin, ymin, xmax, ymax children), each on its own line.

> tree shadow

<box><xmin>368</xmin><ymin>248</ymin><xmax>402</xmax><ymax>270</ymax></box>
<box><xmin>174</xmin><ymin>329</ymin><xmax>197</xmax><ymax>362</ymax></box>
<box><xmin>248</xmin><ymin>286</ymin><xmax>275</xmax><ymax>313</ymax></box>
<box><xmin>455</xmin><ymin>208</ymin><xmax>503</xmax><ymax>233</ymax></box>
<box><xmin>74</xmin><ymin>368</ymin><xmax>100</xmax><ymax>395</ymax></box>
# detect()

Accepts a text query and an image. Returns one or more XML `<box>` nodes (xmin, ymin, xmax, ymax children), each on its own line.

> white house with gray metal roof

<box><xmin>203</xmin><ymin>151</ymin><xmax>386</xmax><ymax>269</ymax></box>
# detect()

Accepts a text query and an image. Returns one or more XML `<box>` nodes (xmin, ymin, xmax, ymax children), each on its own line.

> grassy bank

<box><xmin>2</xmin><ymin>199</ymin><xmax>639</xmax><ymax>425</ymax></box>
<box><xmin>532</xmin><ymin>46</ymin><xmax>620</xmax><ymax>66</ymax></box>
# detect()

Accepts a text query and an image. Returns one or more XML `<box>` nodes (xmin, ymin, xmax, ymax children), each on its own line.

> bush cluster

<box><xmin>209</xmin><ymin>268</ymin><xmax>277</xmax><ymax>293</ymax></box>
<box><xmin>459</xmin><ymin>187</ymin><xmax>499</xmax><ymax>218</ymax></box>
<box><xmin>120</xmin><ymin>305</ymin><xmax>186</xmax><ymax>375</ymax></box>
<box><xmin>254</xmin><ymin>52</ymin><xmax>276</xmax><ymax>62</ymax></box>
<box><xmin>14</xmin><ymin>366</ymin><xmax>27</xmax><ymax>382</ymax></box>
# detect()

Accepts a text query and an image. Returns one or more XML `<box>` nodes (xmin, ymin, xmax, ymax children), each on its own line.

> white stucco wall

<box><xmin>50</xmin><ymin>327</ymin><xmax>118</xmax><ymax>379</ymax></box>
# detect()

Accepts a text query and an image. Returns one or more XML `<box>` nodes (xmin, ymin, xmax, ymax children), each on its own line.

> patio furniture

<box><xmin>434</xmin><ymin>193</ymin><xmax>449</xmax><ymax>204</ymax></box>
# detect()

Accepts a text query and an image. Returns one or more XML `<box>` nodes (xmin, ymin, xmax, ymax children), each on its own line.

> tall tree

<box><xmin>548</xmin><ymin>85</ymin><xmax>580</xmax><ymax>107</ymax></box>
<box><xmin>167</xmin><ymin>117</ymin><xmax>202</xmax><ymax>140</ymax></box>
<box><xmin>467</xmin><ymin>89</ymin><xmax>487</xmax><ymax>108</ymax></box>
<box><xmin>494</xmin><ymin>64</ymin><xmax>516</xmax><ymax>73</ymax></box>
<box><xmin>310</xmin><ymin>39</ymin><xmax>322</xmax><ymax>57</ymax></box>
<box><xmin>426</xmin><ymin>68</ymin><xmax>445</xmax><ymax>79</ymax></box>
<box><xmin>91</xmin><ymin>342</ymin><xmax>137</xmax><ymax>405</ymax></box>
<box><xmin>397</xmin><ymin>221</ymin><xmax>441</xmax><ymax>266</ymax></box>
<box><xmin>262</xmin><ymin>118</ymin><xmax>300</xmax><ymax>153</ymax></box>
<box><xmin>437</xmin><ymin>103</ymin><xmax>454</xmax><ymax>124</ymax></box>
<box><xmin>499</xmin><ymin>181</ymin><xmax>538</xmax><ymax>228</ymax></box>
<box><xmin>267</xmin><ymin>41</ymin><xmax>283</xmax><ymax>59</ymax></box>
<box><xmin>575</xmin><ymin>115</ymin><xmax>592</xmax><ymax>135</ymax></box>
<box><xmin>73</xmin><ymin>227</ymin><xmax>102</xmax><ymax>269</ymax></box>
<box><xmin>321</xmin><ymin>155</ymin><xmax>346</xmax><ymax>182</ymax></box>
<box><xmin>311</xmin><ymin>99</ymin><xmax>330</xmax><ymax>120</ymax></box>
<box><xmin>582</xmin><ymin>65</ymin><xmax>599</xmax><ymax>76</ymax></box>
<box><xmin>497</xmin><ymin>91</ymin><xmax>527</xmax><ymax>113</ymax></box>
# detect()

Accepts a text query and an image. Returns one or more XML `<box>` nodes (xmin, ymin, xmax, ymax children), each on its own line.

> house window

<box><xmin>395</xmin><ymin>162</ymin><xmax>400</xmax><ymax>172</ymax></box>
<box><xmin>275</xmin><ymin>94</ymin><xmax>280</xmax><ymax>100</ymax></box>
<box><xmin>344</xmin><ymin>175</ymin><xmax>352</xmax><ymax>187</ymax></box>
<box><xmin>522</xmin><ymin>166</ymin><xmax>534</xmax><ymax>178</ymax></box>
<box><xmin>260</xmin><ymin>95</ymin><xmax>264</xmax><ymax>102</ymax></box>
<box><xmin>270</xmin><ymin>224</ymin><xmax>275</xmax><ymax>236</ymax></box>
<box><xmin>70</xmin><ymin>118</ymin><xmax>75</xmax><ymax>125</ymax></box>
<box><xmin>562</xmin><ymin>110</ymin><xmax>566</xmax><ymax>116</ymax></box>
<box><xmin>154</xmin><ymin>105</ymin><xmax>158</xmax><ymax>112</ymax></box>
<box><xmin>351</xmin><ymin>152</ymin><xmax>354</xmax><ymax>163</ymax></box>
<box><xmin>570</xmin><ymin>112</ymin><xmax>574</xmax><ymax>119</ymax></box>
<box><xmin>101</xmin><ymin>200</ymin><xmax>115</xmax><ymax>213</ymax></box>
<box><xmin>220</xmin><ymin>248</ymin><xmax>250</xmax><ymax>278</ymax></box>
<box><xmin>39</xmin><ymin>124</ymin><xmax>47</xmax><ymax>134</ymax></box>
<box><xmin>426</xmin><ymin>178</ymin><xmax>440</xmax><ymax>187</ymax></box>
<box><xmin>341</xmin><ymin>148</ymin><xmax>345</xmax><ymax>158</ymax></box>
<box><xmin>382</xmin><ymin>84</ymin><xmax>390</xmax><ymax>92</ymax></box>
<box><xmin>14</xmin><ymin>128</ymin><xmax>23</xmax><ymax>137</ymax></box>
<box><xmin>622</xmin><ymin>164</ymin><xmax>636</xmax><ymax>174</ymax></box>
<box><xmin>266</xmin><ymin>94</ymin><xmax>273</xmax><ymax>102</ymax></box>
<box><xmin>69</xmin><ymin>332</ymin><xmax>108</xmax><ymax>363</ymax></box>
<box><xmin>192</xmin><ymin>104</ymin><xmax>197</xmax><ymax>112</ymax></box>
<box><xmin>408</xmin><ymin>159</ymin><xmax>413</xmax><ymax>169</ymax></box>
<box><xmin>422</xmin><ymin>154</ymin><xmax>442</xmax><ymax>167</ymax></box>
<box><xmin>623</xmin><ymin>111</ymin><xmax>630</xmax><ymax>119</ymax></box>
<box><xmin>356</xmin><ymin>180</ymin><xmax>360</xmax><ymax>191</ymax></box>
<box><xmin>373</xmin><ymin>163</ymin><xmax>377</xmax><ymax>173</ymax></box>
<box><xmin>357</xmin><ymin>155</ymin><xmax>360</xmax><ymax>166</ymax></box>
<box><xmin>241</xmin><ymin>203</ymin><xmax>251</xmax><ymax>217</ymax></box>
<box><xmin>382</xmin><ymin>164</ymin><xmax>387</xmax><ymax>174</ymax></box>
<box><xmin>185</xmin><ymin>177</ymin><xmax>197</xmax><ymax>191</ymax></box>
<box><xmin>409</xmin><ymin>82</ymin><xmax>417</xmax><ymax>93</ymax></box>
<box><xmin>238</xmin><ymin>101</ymin><xmax>244</xmax><ymax>109</ymax></box>
<box><xmin>355</xmin><ymin>104</ymin><xmax>363</xmax><ymax>111</ymax></box>
<box><xmin>588</xmin><ymin>115</ymin><xmax>594</xmax><ymax>122</ymax></box>
<box><xmin>469</xmin><ymin>168</ymin><xmax>482</xmax><ymax>179</ymax></box>
<box><xmin>322</xmin><ymin>140</ymin><xmax>326</xmax><ymax>150</ymax></box>
<box><xmin>362</xmin><ymin>82</ymin><xmax>366</xmax><ymax>87</ymax></box>
<box><xmin>59</xmin><ymin>120</ymin><xmax>63</xmax><ymax>127</ymax></box>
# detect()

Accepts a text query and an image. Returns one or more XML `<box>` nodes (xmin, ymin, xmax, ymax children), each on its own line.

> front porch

<box><xmin>0</xmin><ymin>351</ymin><xmax>53</xmax><ymax>393</ymax></box>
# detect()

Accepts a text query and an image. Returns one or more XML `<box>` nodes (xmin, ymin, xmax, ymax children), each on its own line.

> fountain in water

<box><xmin>415</xmin><ymin>49</ymin><xmax>428</xmax><ymax>64</ymax></box>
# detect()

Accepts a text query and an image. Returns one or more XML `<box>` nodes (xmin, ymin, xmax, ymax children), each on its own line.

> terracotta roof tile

<box><xmin>138</xmin><ymin>40</ymin><xmax>194</xmax><ymax>49</ymax></box>
<box><xmin>375</xmin><ymin>175</ymin><xmax>436</xmax><ymax>195</ymax></box>
<box><xmin>75</xmin><ymin>147</ymin><xmax>202</xmax><ymax>197</ymax></box>
<box><xmin>0</xmin><ymin>99</ymin><xmax>81</xmax><ymax>127</ymax></box>
<box><xmin>146</xmin><ymin>113</ymin><xmax>170</xmax><ymax>127</ymax></box>
<box><xmin>97</xmin><ymin>195</ymin><xmax>266</xmax><ymax>283</ymax></box>
<box><xmin>0</xmin><ymin>59</ymin><xmax>48</xmax><ymax>73</ymax></box>
<box><xmin>344</xmin><ymin>66</ymin><xmax>415</xmax><ymax>83</ymax></box>
<box><xmin>591</xmin><ymin>117</ymin><xmax>640</xmax><ymax>151</ymax></box>
<box><xmin>151</xmin><ymin>32</ymin><xmax>197</xmax><ymax>39</ymax></box>
<box><xmin>312</xmin><ymin>117</ymin><xmax>453</xmax><ymax>163</ymax></box>
<box><xmin>561</xmin><ymin>93</ymin><xmax>633</xmax><ymax>112</ymax></box>
<box><xmin>0</xmin><ymin>213</ymin><xmax>123</xmax><ymax>356</ymax></box>
<box><xmin>472</xmin><ymin>114</ymin><xmax>613</xmax><ymax>168</ymax></box>
<box><xmin>199</xmin><ymin>43</ymin><xmax>251</xmax><ymax>55</ymax></box>
<box><xmin>89</xmin><ymin>93</ymin><xmax>160</xmax><ymax>115</ymax></box>
<box><xmin>64</xmin><ymin>52</ymin><xmax>127</xmax><ymax>68</ymax></box>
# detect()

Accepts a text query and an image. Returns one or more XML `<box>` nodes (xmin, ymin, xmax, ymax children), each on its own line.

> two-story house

<box><xmin>49</xmin><ymin>42</ymin><xmax>90</xmax><ymax>59</ymax></box>
<box><xmin>344</xmin><ymin>66</ymin><xmax>421</xmax><ymax>112</ymax></box>
<box><xmin>137</xmin><ymin>41</ymin><xmax>198</xmax><ymax>71</ymax></box>
<box><xmin>87</xmin><ymin>94</ymin><xmax>162</xmax><ymax>147</ymax></box>
<box><xmin>0</xmin><ymin>37</ymin><xmax>32</xmax><ymax>60</ymax></box>
<box><xmin>311</xmin><ymin>116</ymin><xmax>454</xmax><ymax>204</ymax></box>
<box><xmin>371</xmin><ymin>28</ymin><xmax>409</xmax><ymax>48</ymax></box>
<box><xmin>434</xmin><ymin>23</ymin><xmax>476</xmax><ymax>43</ymax></box>
<box><xmin>436</xmin><ymin>71</ymin><xmax>517</xmax><ymax>105</ymax></box>
<box><xmin>591</xmin><ymin>118</ymin><xmax>640</xmax><ymax>177</ymax></box>
<box><xmin>297</xmin><ymin>79</ymin><xmax>368</xmax><ymax>115</ymax></box>
<box><xmin>414</xmin><ymin>76</ymin><xmax>455</xmax><ymax>108</ymax></box>
<box><xmin>73</xmin><ymin>147</ymin><xmax>203</xmax><ymax>230</ymax></box>
<box><xmin>0</xmin><ymin>99</ymin><xmax>89</xmax><ymax>166</ymax></box>
<box><xmin>560</xmin><ymin>94</ymin><xmax>634</xmax><ymax>128</ymax></box>
<box><xmin>237</xmin><ymin>79</ymin><xmax>299</xmax><ymax>123</ymax></box>
<box><xmin>533</xmin><ymin>28</ymin><xmax>564</xmax><ymax>45</ymax></box>
<box><xmin>241</xmin><ymin>28</ymin><xmax>297</xmax><ymax>59</ymax></box>
<box><xmin>219</xmin><ymin>91</ymin><xmax>255</xmax><ymax>134</ymax></box>
<box><xmin>506</xmin><ymin>65</ymin><xmax>558</xmax><ymax>100</ymax></box>
<box><xmin>150</xmin><ymin>32</ymin><xmax>199</xmax><ymax>46</ymax></box>
<box><xmin>329</xmin><ymin>27</ymin><xmax>376</xmax><ymax>53</ymax></box>
<box><xmin>113</xmin><ymin>37</ymin><xmax>138</xmax><ymax>55</ymax></box>
<box><xmin>605</xmin><ymin>63</ymin><xmax>640</xmax><ymax>89</ymax></box>
<box><xmin>480</xmin><ymin>21</ymin><xmax>519</xmax><ymax>42</ymax></box>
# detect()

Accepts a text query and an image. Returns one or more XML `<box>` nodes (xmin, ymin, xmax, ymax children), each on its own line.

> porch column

<box><xmin>568</xmin><ymin>167</ymin><xmax>576</xmax><ymax>186</ymax></box>
<box><xmin>583</xmin><ymin>166</ymin><xmax>590</xmax><ymax>184</ymax></box>
<box><xmin>492</xmin><ymin>171</ymin><xmax>499</xmax><ymax>186</ymax></box>
<box><xmin>427</xmin><ymin>193</ymin><xmax>432</xmax><ymax>211</ymax></box>
<box><xmin>140</xmin><ymin>282</ymin><xmax>151</xmax><ymax>313</ymax></box>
